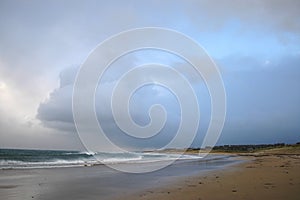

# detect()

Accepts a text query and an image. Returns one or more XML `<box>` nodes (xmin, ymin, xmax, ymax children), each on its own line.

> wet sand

<box><xmin>121</xmin><ymin>151</ymin><xmax>300</xmax><ymax>200</ymax></box>
<box><xmin>0</xmin><ymin>155</ymin><xmax>237</xmax><ymax>200</ymax></box>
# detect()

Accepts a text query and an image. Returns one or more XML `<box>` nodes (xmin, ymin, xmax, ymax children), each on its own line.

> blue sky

<box><xmin>0</xmin><ymin>0</ymin><xmax>299</xmax><ymax>150</ymax></box>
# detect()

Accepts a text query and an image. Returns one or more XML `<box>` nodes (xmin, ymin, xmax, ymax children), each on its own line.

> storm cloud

<box><xmin>0</xmin><ymin>0</ymin><xmax>299</xmax><ymax>150</ymax></box>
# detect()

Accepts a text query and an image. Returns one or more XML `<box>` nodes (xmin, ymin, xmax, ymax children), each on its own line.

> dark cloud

<box><xmin>216</xmin><ymin>54</ymin><xmax>300</xmax><ymax>144</ymax></box>
<box><xmin>36</xmin><ymin>54</ymin><xmax>300</xmax><ymax>147</ymax></box>
<box><xmin>1</xmin><ymin>0</ymin><xmax>299</xmax><ymax>149</ymax></box>
<box><xmin>37</xmin><ymin>66</ymin><xmax>77</xmax><ymax>132</ymax></box>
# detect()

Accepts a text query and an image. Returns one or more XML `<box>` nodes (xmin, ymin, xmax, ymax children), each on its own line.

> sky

<box><xmin>0</xmin><ymin>0</ymin><xmax>300</xmax><ymax>151</ymax></box>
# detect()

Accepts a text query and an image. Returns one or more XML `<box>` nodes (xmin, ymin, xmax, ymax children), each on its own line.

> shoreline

<box><xmin>120</xmin><ymin>153</ymin><xmax>300</xmax><ymax>200</ymax></box>
<box><xmin>0</xmin><ymin>154</ymin><xmax>237</xmax><ymax>200</ymax></box>
<box><xmin>1</xmin><ymin>149</ymin><xmax>299</xmax><ymax>200</ymax></box>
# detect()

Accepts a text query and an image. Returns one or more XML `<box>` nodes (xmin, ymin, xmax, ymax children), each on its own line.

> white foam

<box><xmin>0</xmin><ymin>152</ymin><xmax>205</xmax><ymax>169</ymax></box>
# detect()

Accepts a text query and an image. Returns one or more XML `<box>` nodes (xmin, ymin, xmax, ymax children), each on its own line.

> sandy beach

<box><xmin>1</xmin><ymin>147</ymin><xmax>299</xmax><ymax>200</ymax></box>
<box><xmin>1</xmin><ymin>1</ymin><xmax>300</xmax><ymax>199</ymax></box>
<box><xmin>122</xmin><ymin>148</ymin><xmax>300</xmax><ymax>200</ymax></box>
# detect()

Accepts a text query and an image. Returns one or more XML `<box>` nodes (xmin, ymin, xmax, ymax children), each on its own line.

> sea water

<box><xmin>0</xmin><ymin>149</ymin><xmax>218</xmax><ymax>169</ymax></box>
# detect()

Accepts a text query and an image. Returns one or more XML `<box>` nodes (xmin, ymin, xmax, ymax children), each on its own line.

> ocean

<box><xmin>0</xmin><ymin>149</ymin><xmax>207</xmax><ymax>169</ymax></box>
<box><xmin>0</xmin><ymin>149</ymin><xmax>239</xmax><ymax>200</ymax></box>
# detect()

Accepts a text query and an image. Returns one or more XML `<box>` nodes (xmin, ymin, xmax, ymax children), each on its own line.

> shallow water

<box><xmin>0</xmin><ymin>154</ymin><xmax>240</xmax><ymax>200</ymax></box>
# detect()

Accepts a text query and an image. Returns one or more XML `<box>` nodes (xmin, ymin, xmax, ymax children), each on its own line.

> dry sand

<box><xmin>121</xmin><ymin>149</ymin><xmax>300</xmax><ymax>200</ymax></box>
